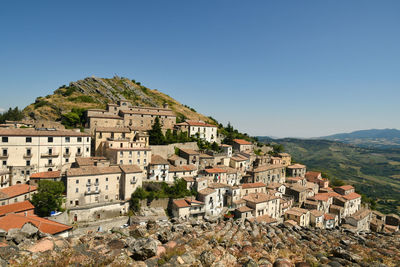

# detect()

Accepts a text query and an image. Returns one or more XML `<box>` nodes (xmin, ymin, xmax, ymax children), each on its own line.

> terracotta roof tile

<box><xmin>119</xmin><ymin>165</ymin><xmax>142</xmax><ymax>173</ymax></box>
<box><xmin>342</xmin><ymin>192</ymin><xmax>361</xmax><ymax>200</ymax></box>
<box><xmin>169</xmin><ymin>165</ymin><xmax>197</xmax><ymax>172</ymax></box>
<box><xmin>204</xmin><ymin>167</ymin><xmax>227</xmax><ymax>174</ymax></box>
<box><xmin>233</xmin><ymin>139</ymin><xmax>252</xmax><ymax>145</ymax></box>
<box><xmin>0</xmin><ymin>213</ymin><xmax>71</xmax><ymax>235</ymax></box>
<box><xmin>67</xmin><ymin>166</ymin><xmax>121</xmax><ymax>177</ymax></box>
<box><xmin>173</xmin><ymin>199</ymin><xmax>190</xmax><ymax>208</ymax></box>
<box><xmin>150</xmin><ymin>155</ymin><xmax>169</xmax><ymax>165</ymax></box>
<box><xmin>198</xmin><ymin>188</ymin><xmax>216</xmax><ymax>195</ymax></box>
<box><xmin>287</xmin><ymin>164</ymin><xmax>306</xmax><ymax>169</ymax></box>
<box><xmin>236</xmin><ymin>206</ymin><xmax>253</xmax><ymax>213</ymax></box>
<box><xmin>30</xmin><ymin>171</ymin><xmax>61</xmax><ymax>179</ymax></box>
<box><xmin>0</xmin><ymin>184</ymin><xmax>37</xmax><ymax>199</ymax></box>
<box><xmin>0</xmin><ymin>200</ymin><xmax>34</xmax><ymax>216</ymax></box>
<box><xmin>242</xmin><ymin>182</ymin><xmax>266</xmax><ymax>189</ymax></box>
<box><xmin>243</xmin><ymin>193</ymin><xmax>279</xmax><ymax>203</ymax></box>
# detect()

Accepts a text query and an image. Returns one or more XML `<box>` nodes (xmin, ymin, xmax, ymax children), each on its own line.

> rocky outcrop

<box><xmin>0</xmin><ymin>219</ymin><xmax>399</xmax><ymax>266</ymax></box>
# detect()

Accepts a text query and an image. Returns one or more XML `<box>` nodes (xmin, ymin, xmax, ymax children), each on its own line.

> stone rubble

<box><xmin>0</xmin><ymin>218</ymin><xmax>398</xmax><ymax>266</ymax></box>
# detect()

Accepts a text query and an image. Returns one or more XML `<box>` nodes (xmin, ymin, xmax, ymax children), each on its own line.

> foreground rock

<box><xmin>0</xmin><ymin>219</ymin><xmax>398</xmax><ymax>266</ymax></box>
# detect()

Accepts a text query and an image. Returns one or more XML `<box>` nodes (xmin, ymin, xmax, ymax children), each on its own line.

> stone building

<box><xmin>232</xmin><ymin>139</ymin><xmax>253</xmax><ymax>152</ymax></box>
<box><xmin>287</xmin><ymin>164</ymin><xmax>306</xmax><ymax>178</ymax></box>
<box><xmin>248</xmin><ymin>164</ymin><xmax>286</xmax><ymax>185</ymax></box>
<box><xmin>0</xmin><ymin>128</ymin><xmax>91</xmax><ymax>184</ymax></box>
<box><xmin>175</xmin><ymin>121</ymin><xmax>217</xmax><ymax>143</ymax></box>
<box><xmin>147</xmin><ymin>155</ymin><xmax>170</xmax><ymax>182</ymax></box>
<box><xmin>242</xmin><ymin>192</ymin><xmax>281</xmax><ymax>219</ymax></box>
<box><xmin>0</xmin><ymin>184</ymin><xmax>37</xmax><ymax>206</ymax></box>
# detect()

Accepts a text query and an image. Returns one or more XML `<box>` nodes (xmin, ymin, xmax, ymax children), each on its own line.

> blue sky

<box><xmin>1</xmin><ymin>1</ymin><xmax>399</xmax><ymax>137</ymax></box>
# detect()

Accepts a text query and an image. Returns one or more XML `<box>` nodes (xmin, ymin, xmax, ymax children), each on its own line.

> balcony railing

<box><xmin>23</xmin><ymin>153</ymin><xmax>32</xmax><ymax>159</ymax></box>
<box><xmin>45</xmin><ymin>163</ymin><xmax>55</xmax><ymax>167</ymax></box>
<box><xmin>0</xmin><ymin>154</ymin><xmax>9</xmax><ymax>159</ymax></box>
<box><xmin>130</xmin><ymin>179</ymin><xmax>137</xmax><ymax>184</ymax></box>
<box><xmin>84</xmin><ymin>189</ymin><xmax>101</xmax><ymax>195</ymax></box>
<box><xmin>76</xmin><ymin>152</ymin><xmax>83</xmax><ymax>157</ymax></box>
<box><xmin>63</xmin><ymin>152</ymin><xmax>71</xmax><ymax>157</ymax></box>
<box><xmin>41</xmin><ymin>152</ymin><xmax>59</xmax><ymax>158</ymax></box>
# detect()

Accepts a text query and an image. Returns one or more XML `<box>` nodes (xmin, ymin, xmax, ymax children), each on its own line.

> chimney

<box><xmin>24</xmin><ymin>211</ymin><xmax>28</xmax><ymax>217</ymax></box>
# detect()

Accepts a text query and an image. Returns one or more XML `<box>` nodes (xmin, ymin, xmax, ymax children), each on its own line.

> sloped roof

<box><xmin>204</xmin><ymin>167</ymin><xmax>227</xmax><ymax>174</ymax></box>
<box><xmin>287</xmin><ymin>164</ymin><xmax>306</xmax><ymax>169</ymax></box>
<box><xmin>0</xmin><ymin>213</ymin><xmax>71</xmax><ymax>235</ymax></box>
<box><xmin>173</xmin><ymin>199</ymin><xmax>190</xmax><ymax>208</ymax></box>
<box><xmin>169</xmin><ymin>165</ymin><xmax>197</xmax><ymax>172</ymax></box>
<box><xmin>0</xmin><ymin>184</ymin><xmax>37</xmax><ymax>199</ymax></box>
<box><xmin>0</xmin><ymin>200</ymin><xmax>34</xmax><ymax>216</ymax></box>
<box><xmin>95</xmin><ymin>127</ymin><xmax>131</xmax><ymax>133</ymax></box>
<box><xmin>242</xmin><ymin>182</ymin><xmax>266</xmax><ymax>189</ymax></box>
<box><xmin>233</xmin><ymin>139</ymin><xmax>252</xmax><ymax>145</ymax></box>
<box><xmin>336</xmin><ymin>185</ymin><xmax>354</xmax><ymax>191</ymax></box>
<box><xmin>119</xmin><ymin>165</ymin><xmax>142</xmax><ymax>173</ymax></box>
<box><xmin>67</xmin><ymin>166</ymin><xmax>121</xmax><ymax>177</ymax></box>
<box><xmin>251</xmin><ymin>164</ymin><xmax>285</xmax><ymax>173</ymax></box>
<box><xmin>198</xmin><ymin>188</ymin><xmax>216</xmax><ymax>195</ymax></box>
<box><xmin>30</xmin><ymin>171</ymin><xmax>61</xmax><ymax>179</ymax></box>
<box><xmin>243</xmin><ymin>193</ymin><xmax>279</xmax><ymax>204</ymax></box>
<box><xmin>236</xmin><ymin>206</ymin><xmax>254</xmax><ymax>213</ymax></box>
<box><xmin>342</xmin><ymin>192</ymin><xmax>361</xmax><ymax>200</ymax></box>
<box><xmin>150</xmin><ymin>155</ymin><xmax>169</xmax><ymax>165</ymax></box>
<box><xmin>176</xmin><ymin>121</ymin><xmax>216</xmax><ymax>127</ymax></box>
<box><xmin>0</xmin><ymin>128</ymin><xmax>90</xmax><ymax>137</ymax></box>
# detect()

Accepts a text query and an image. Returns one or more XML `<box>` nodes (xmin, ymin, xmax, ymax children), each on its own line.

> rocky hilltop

<box><xmin>2</xmin><ymin>218</ymin><xmax>399</xmax><ymax>267</ymax></box>
<box><xmin>23</xmin><ymin>76</ymin><xmax>212</xmax><ymax>123</ymax></box>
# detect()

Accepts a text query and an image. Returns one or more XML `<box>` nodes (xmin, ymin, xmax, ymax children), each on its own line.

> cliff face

<box><xmin>23</xmin><ymin>76</ymin><xmax>213</xmax><ymax>123</ymax></box>
<box><xmin>4</xmin><ymin>218</ymin><xmax>400</xmax><ymax>266</ymax></box>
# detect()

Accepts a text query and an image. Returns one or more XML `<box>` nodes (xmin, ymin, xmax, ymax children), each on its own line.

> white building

<box><xmin>0</xmin><ymin>128</ymin><xmax>91</xmax><ymax>185</ymax></box>
<box><xmin>175</xmin><ymin>121</ymin><xmax>217</xmax><ymax>143</ymax></box>
<box><xmin>147</xmin><ymin>155</ymin><xmax>170</xmax><ymax>182</ymax></box>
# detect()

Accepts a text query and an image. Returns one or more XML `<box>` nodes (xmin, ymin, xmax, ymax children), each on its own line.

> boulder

<box><xmin>21</xmin><ymin>223</ymin><xmax>39</xmax><ymax>238</ymax></box>
<box><xmin>273</xmin><ymin>258</ymin><xmax>292</xmax><ymax>267</ymax></box>
<box><xmin>200</xmin><ymin>250</ymin><xmax>216</xmax><ymax>267</ymax></box>
<box><xmin>129</xmin><ymin>238</ymin><xmax>158</xmax><ymax>261</ymax></box>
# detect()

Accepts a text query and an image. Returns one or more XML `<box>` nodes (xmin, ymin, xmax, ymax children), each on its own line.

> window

<box><xmin>48</xmin><ymin>148</ymin><xmax>53</xmax><ymax>155</ymax></box>
<box><xmin>65</xmin><ymin>147</ymin><xmax>69</xmax><ymax>154</ymax></box>
<box><xmin>66</xmin><ymin>158</ymin><xmax>69</xmax><ymax>163</ymax></box>
<box><xmin>2</xmin><ymin>137</ymin><xmax>8</xmax><ymax>143</ymax></box>
<box><xmin>26</xmin><ymin>137</ymin><xmax>32</xmax><ymax>143</ymax></box>
<box><xmin>120</xmin><ymin>160</ymin><xmax>123</xmax><ymax>164</ymax></box>
<box><xmin>26</xmin><ymin>170</ymin><xmax>30</xmax><ymax>175</ymax></box>
<box><xmin>86</xmin><ymin>147</ymin><xmax>89</xmax><ymax>152</ymax></box>
<box><xmin>77</xmin><ymin>148</ymin><xmax>81</xmax><ymax>154</ymax></box>
<box><xmin>106</xmin><ymin>177</ymin><xmax>108</xmax><ymax>182</ymax></box>
<box><xmin>144</xmin><ymin>159</ymin><xmax>147</xmax><ymax>165</ymax></box>
<box><xmin>137</xmin><ymin>159</ymin><xmax>140</xmax><ymax>165</ymax></box>
<box><xmin>2</xmin><ymin>161</ymin><xmax>6</xmax><ymax>166</ymax></box>
<box><xmin>48</xmin><ymin>137</ymin><xmax>53</xmax><ymax>143</ymax></box>
<box><xmin>77</xmin><ymin>137</ymin><xmax>82</xmax><ymax>142</ymax></box>
<box><xmin>26</xmin><ymin>161</ymin><xmax>30</xmax><ymax>166</ymax></box>
<box><xmin>65</xmin><ymin>137</ymin><xmax>70</xmax><ymax>143</ymax></box>
<box><xmin>14</xmin><ymin>198</ymin><xmax>18</xmax><ymax>203</ymax></box>
<box><xmin>87</xmin><ymin>137</ymin><xmax>89</xmax><ymax>142</ymax></box>
<box><xmin>106</xmin><ymin>185</ymin><xmax>108</xmax><ymax>190</ymax></box>
<box><xmin>76</xmin><ymin>180</ymin><xmax>79</xmax><ymax>184</ymax></box>
<box><xmin>76</xmin><ymin>188</ymin><xmax>78</xmax><ymax>193</ymax></box>
<box><xmin>2</xmin><ymin>149</ymin><xmax>7</xmax><ymax>157</ymax></box>
<box><xmin>120</xmin><ymin>151</ymin><xmax>123</xmax><ymax>157</ymax></box>
<box><xmin>137</xmin><ymin>151</ymin><xmax>140</xmax><ymax>157</ymax></box>
<box><xmin>26</xmin><ymin>148</ymin><xmax>31</xmax><ymax>156</ymax></box>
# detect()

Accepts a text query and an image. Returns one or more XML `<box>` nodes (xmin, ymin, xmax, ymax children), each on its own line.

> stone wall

<box><xmin>150</xmin><ymin>142</ymin><xmax>199</xmax><ymax>158</ymax></box>
<box><xmin>140</xmin><ymin>198</ymin><xmax>169</xmax><ymax>209</ymax></box>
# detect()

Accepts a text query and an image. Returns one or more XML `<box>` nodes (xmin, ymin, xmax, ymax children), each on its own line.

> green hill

<box><xmin>258</xmin><ymin>137</ymin><xmax>400</xmax><ymax>215</ymax></box>
<box><xmin>22</xmin><ymin>76</ymin><xmax>214</xmax><ymax>124</ymax></box>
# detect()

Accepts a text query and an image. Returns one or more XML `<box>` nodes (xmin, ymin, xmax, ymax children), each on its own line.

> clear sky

<box><xmin>1</xmin><ymin>1</ymin><xmax>399</xmax><ymax>138</ymax></box>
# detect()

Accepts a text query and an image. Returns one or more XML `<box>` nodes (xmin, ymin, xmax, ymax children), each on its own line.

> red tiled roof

<box><xmin>0</xmin><ymin>213</ymin><xmax>71</xmax><ymax>235</ymax></box>
<box><xmin>236</xmin><ymin>206</ymin><xmax>253</xmax><ymax>213</ymax></box>
<box><xmin>176</xmin><ymin>121</ymin><xmax>216</xmax><ymax>127</ymax></box>
<box><xmin>305</xmin><ymin>171</ymin><xmax>321</xmax><ymax>179</ymax></box>
<box><xmin>169</xmin><ymin>165</ymin><xmax>197</xmax><ymax>172</ymax></box>
<box><xmin>336</xmin><ymin>185</ymin><xmax>354</xmax><ymax>191</ymax></box>
<box><xmin>204</xmin><ymin>167</ymin><xmax>227</xmax><ymax>174</ymax></box>
<box><xmin>0</xmin><ymin>200</ymin><xmax>34</xmax><ymax>216</ymax></box>
<box><xmin>233</xmin><ymin>139</ymin><xmax>252</xmax><ymax>145</ymax></box>
<box><xmin>242</xmin><ymin>182</ymin><xmax>266</xmax><ymax>189</ymax></box>
<box><xmin>173</xmin><ymin>199</ymin><xmax>190</xmax><ymax>208</ymax></box>
<box><xmin>324</xmin><ymin>214</ymin><xmax>335</xmax><ymax>220</ymax></box>
<box><xmin>243</xmin><ymin>193</ymin><xmax>279</xmax><ymax>203</ymax></box>
<box><xmin>0</xmin><ymin>184</ymin><xmax>37</xmax><ymax>199</ymax></box>
<box><xmin>287</xmin><ymin>164</ymin><xmax>306</xmax><ymax>169</ymax></box>
<box><xmin>30</xmin><ymin>171</ymin><xmax>61</xmax><ymax>179</ymax></box>
<box><xmin>342</xmin><ymin>192</ymin><xmax>361</xmax><ymax>200</ymax></box>
<box><xmin>150</xmin><ymin>155</ymin><xmax>169</xmax><ymax>165</ymax></box>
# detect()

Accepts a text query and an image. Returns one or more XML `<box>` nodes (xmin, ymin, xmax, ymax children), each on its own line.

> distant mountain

<box><xmin>319</xmin><ymin>129</ymin><xmax>400</xmax><ymax>149</ymax></box>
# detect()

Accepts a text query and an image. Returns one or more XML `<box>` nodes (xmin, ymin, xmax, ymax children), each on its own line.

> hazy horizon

<box><xmin>1</xmin><ymin>1</ymin><xmax>399</xmax><ymax>137</ymax></box>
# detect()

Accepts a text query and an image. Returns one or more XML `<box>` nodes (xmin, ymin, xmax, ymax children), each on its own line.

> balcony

<box><xmin>63</xmin><ymin>152</ymin><xmax>71</xmax><ymax>158</ymax></box>
<box><xmin>41</xmin><ymin>152</ymin><xmax>59</xmax><ymax>158</ymax></box>
<box><xmin>45</xmin><ymin>163</ymin><xmax>55</xmax><ymax>167</ymax></box>
<box><xmin>0</xmin><ymin>154</ymin><xmax>9</xmax><ymax>159</ymax></box>
<box><xmin>84</xmin><ymin>189</ymin><xmax>101</xmax><ymax>195</ymax></box>
<box><xmin>76</xmin><ymin>152</ymin><xmax>83</xmax><ymax>157</ymax></box>
<box><xmin>130</xmin><ymin>179</ymin><xmax>137</xmax><ymax>184</ymax></box>
<box><xmin>23</xmin><ymin>153</ymin><xmax>32</xmax><ymax>159</ymax></box>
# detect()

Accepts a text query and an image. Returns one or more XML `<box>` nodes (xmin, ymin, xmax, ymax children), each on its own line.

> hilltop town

<box><xmin>0</xmin><ymin>98</ymin><xmax>399</xmax><ymax>266</ymax></box>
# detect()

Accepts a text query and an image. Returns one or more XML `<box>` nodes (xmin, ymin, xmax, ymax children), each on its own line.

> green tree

<box><xmin>31</xmin><ymin>180</ymin><xmax>65</xmax><ymax>217</ymax></box>
<box><xmin>148</xmin><ymin>116</ymin><xmax>165</xmax><ymax>145</ymax></box>
<box><xmin>0</xmin><ymin>107</ymin><xmax>24</xmax><ymax>123</ymax></box>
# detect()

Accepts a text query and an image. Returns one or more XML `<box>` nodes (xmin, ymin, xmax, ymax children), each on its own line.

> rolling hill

<box><xmin>257</xmin><ymin>136</ymin><xmax>400</xmax><ymax>215</ymax></box>
<box><xmin>319</xmin><ymin>128</ymin><xmax>400</xmax><ymax>149</ymax></box>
